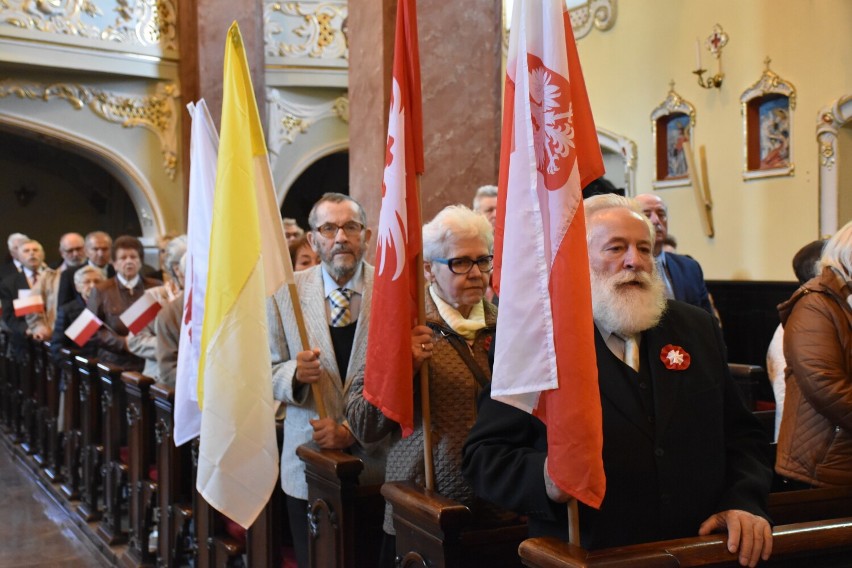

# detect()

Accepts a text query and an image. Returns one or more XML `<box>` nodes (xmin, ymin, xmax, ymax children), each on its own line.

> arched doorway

<box><xmin>0</xmin><ymin>129</ymin><xmax>140</xmax><ymax>265</ymax></box>
<box><xmin>280</xmin><ymin>151</ymin><xmax>349</xmax><ymax>231</ymax></box>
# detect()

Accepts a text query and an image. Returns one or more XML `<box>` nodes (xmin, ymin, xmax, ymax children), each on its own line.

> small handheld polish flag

<box><xmin>13</xmin><ymin>295</ymin><xmax>44</xmax><ymax>317</ymax></box>
<box><xmin>120</xmin><ymin>292</ymin><xmax>163</xmax><ymax>335</ymax></box>
<box><xmin>65</xmin><ymin>309</ymin><xmax>103</xmax><ymax>347</ymax></box>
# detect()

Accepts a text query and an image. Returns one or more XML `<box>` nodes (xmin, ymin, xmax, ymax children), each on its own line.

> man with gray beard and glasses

<box><xmin>464</xmin><ymin>194</ymin><xmax>774</xmax><ymax>567</ymax></box>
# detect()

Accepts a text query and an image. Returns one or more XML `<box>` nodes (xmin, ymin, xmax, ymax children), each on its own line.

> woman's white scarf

<box><xmin>429</xmin><ymin>285</ymin><xmax>486</xmax><ymax>342</ymax></box>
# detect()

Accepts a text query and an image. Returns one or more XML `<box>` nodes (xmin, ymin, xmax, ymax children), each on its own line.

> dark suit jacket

<box><xmin>664</xmin><ymin>252</ymin><xmax>714</xmax><ymax>316</ymax></box>
<box><xmin>50</xmin><ymin>295</ymin><xmax>97</xmax><ymax>361</ymax></box>
<box><xmin>0</xmin><ymin>260</ymin><xmax>20</xmax><ymax>282</ymax></box>
<box><xmin>0</xmin><ymin>271</ymin><xmax>31</xmax><ymax>357</ymax></box>
<box><xmin>462</xmin><ymin>301</ymin><xmax>771</xmax><ymax>550</ymax></box>
<box><xmin>56</xmin><ymin>263</ymin><xmax>116</xmax><ymax>307</ymax></box>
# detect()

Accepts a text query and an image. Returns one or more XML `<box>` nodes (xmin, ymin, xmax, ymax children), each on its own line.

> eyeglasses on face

<box><xmin>313</xmin><ymin>221</ymin><xmax>365</xmax><ymax>239</ymax></box>
<box><xmin>432</xmin><ymin>255</ymin><xmax>494</xmax><ymax>275</ymax></box>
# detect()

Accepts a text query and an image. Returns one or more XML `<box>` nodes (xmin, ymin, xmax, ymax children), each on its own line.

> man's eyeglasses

<box><xmin>432</xmin><ymin>255</ymin><xmax>494</xmax><ymax>275</ymax></box>
<box><xmin>313</xmin><ymin>221</ymin><xmax>365</xmax><ymax>239</ymax></box>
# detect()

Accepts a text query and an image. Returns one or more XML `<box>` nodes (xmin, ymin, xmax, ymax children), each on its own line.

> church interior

<box><xmin>1</xmin><ymin>0</ymin><xmax>851</xmax><ymax>566</ymax></box>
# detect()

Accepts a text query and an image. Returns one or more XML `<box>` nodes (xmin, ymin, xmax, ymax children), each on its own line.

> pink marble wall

<box><xmin>348</xmin><ymin>0</ymin><xmax>503</xmax><ymax>257</ymax></box>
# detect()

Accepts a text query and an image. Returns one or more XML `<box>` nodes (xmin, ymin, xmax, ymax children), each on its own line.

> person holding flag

<box><xmin>267</xmin><ymin>192</ymin><xmax>389</xmax><ymax>568</ymax></box>
<box><xmin>464</xmin><ymin>194</ymin><xmax>773</xmax><ymax>565</ymax></box>
<box><xmin>86</xmin><ymin>235</ymin><xmax>161</xmax><ymax>371</ymax></box>
<box><xmin>348</xmin><ymin>205</ymin><xmax>501</xmax><ymax>565</ymax></box>
<box><xmin>50</xmin><ymin>265</ymin><xmax>105</xmax><ymax>360</ymax></box>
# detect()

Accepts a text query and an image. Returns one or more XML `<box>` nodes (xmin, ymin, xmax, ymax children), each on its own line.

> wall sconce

<box><xmin>693</xmin><ymin>24</ymin><xmax>728</xmax><ymax>89</ymax></box>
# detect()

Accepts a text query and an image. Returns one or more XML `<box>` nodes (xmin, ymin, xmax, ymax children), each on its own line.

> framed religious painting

<box><xmin>741</xmin><ymin>58</ymin><xmax>796</xmax><ymax>180</ymax></box>
<box><xmin>651</xmin><ymin>84</ymin><xmax>697</xmax><ymax>189</ymax></box>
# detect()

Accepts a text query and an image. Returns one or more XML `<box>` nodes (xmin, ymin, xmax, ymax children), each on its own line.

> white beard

<box><xmin>591</xmin><ymin>268</ymin><xmax>667</xmax><ymax>336</ymax></box>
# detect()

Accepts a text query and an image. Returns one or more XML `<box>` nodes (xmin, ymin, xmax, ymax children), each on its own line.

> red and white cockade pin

<box><xmin>660</xmin><ymin>344</ymin><xmax>691</xmax><ymax>371</ymax></box>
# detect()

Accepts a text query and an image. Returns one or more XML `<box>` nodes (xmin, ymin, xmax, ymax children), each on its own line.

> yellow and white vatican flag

<box><xmin>195</xmin><ymin>22</ymin><xmax>292</xmax><ymax>529</ymax></box>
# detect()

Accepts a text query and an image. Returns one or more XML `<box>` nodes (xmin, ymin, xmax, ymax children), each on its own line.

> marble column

<box><xmin>348</xmin><ymin>0</ymin><xmax>504</xmax><ymax>242</ymax></box>
<box><xmin>177</xmin><ymin>0</ymin><xmax>266</xmax><ymax>203</ymax></box>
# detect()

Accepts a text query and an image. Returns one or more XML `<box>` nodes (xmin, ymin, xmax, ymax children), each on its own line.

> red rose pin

<box><xmin>660</xmin><ymin>344</ymin><xmax>691</xmax><ymax>371</ymax></box>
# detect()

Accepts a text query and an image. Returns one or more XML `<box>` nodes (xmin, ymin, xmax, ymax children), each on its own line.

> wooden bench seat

<box><xmin>518</xmin><ymin>517</ymin><xmax>852</xmax><ymax>567</ymax></box>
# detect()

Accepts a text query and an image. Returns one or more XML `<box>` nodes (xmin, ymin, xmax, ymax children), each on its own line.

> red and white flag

<box><xmin>363</xmin><ymin>0</ymin><xmax>424</xmax><ymax>437</ymax></box>
<box><xmin>120</xmin><ymin>292</ymin><xmax>163</xmax><ymax>335</ymax></box>
<box><xmin>13</xmin><ymin>295</ymin><xmax>44</xmax><ymax>317</ymax></box>
<box><xmin>65</xmin><ymin>308</ymin><xmax>103</xmax><ymax>347</ymax></box>
<box><xmin>174</xmin><ymin>99</ymin><xmax>218</xmax><ymax>447</ymax></box>
<box><xmin>490</xmin><ymin>0</ymin><xmax>606</xmax><ymax>509</ymax></box>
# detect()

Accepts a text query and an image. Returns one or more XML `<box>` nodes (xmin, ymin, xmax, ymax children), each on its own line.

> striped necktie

<box><xmin>329</xmin><ymin>288</ymin><xmax>352</xmax><ymax>327</ymax></box>
<box><xmin>622</xmin><ymin>334</ymin><xmax>640</xmax><ymax>372</ymax></box>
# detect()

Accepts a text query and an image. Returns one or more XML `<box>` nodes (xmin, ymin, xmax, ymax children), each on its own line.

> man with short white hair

<box><xmin>56</xmin><ymin>233</ymin><xmax>86</xmax><ymax>272</ymax></box>
<box><xmin>464</xmin><ymin>194</ymin><xmax>773</xmax><ymax>566</ymax></box>
<box><xmin>1</xmin><ymin>232</ymin><xmax>29</xmax><ymax>280</ymax></box>
<box><xmin>472</xmin><ymin>185</ymin><xmax>498</xmax><ymax>228</ymax></box>
<box><xmin>0</xmin><ymin>240</ymin><xmax>45</xmax><ymax>356</ymax></box>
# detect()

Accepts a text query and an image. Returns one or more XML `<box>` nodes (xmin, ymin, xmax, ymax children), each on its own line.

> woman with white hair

<box><xmin>776</xmin><ymin>219</ymin><xmax>852</xmax><ymax>488</ymax></box>
<box><xmin>346</xmin><ymin>205</ymin><xmax>500</xmax><ymax>565</ymax></box>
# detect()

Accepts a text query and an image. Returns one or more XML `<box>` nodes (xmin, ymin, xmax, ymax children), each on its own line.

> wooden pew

<box><xmin>768</xmin><ymin>485</ymin><xmax>852</xmax><ymax>525</ymax></box>
<box><xmin>151</xmin><ymin>383</ymin><xmax>195</xmax><ymax>568</ymax></box>
<box><xmin>31</xmin><ymin>339</ymin><xmax>51</xmax><ymax>466</ymax></box>
<box><xmin>297</xmin><ymin>443</ymin><xmax>385</xmax><ymax>568</ymax></box>
<box><xmin>14</xmin><ymin>337</ymin><xmax>34</xmax><ymax>448</ymax></box>
<box><xmin>0</xmin><ymin>330</ymin><xmax>11</xmax><ymax>432</ymax></box>
<box><xmin>97</xmin><ymin>361</ymin><xmax>129</xmax><ymax>545</ymax></box>
<box><xmin>39</xmin><ymin>340</ymin><xmax>63</xmax><ymax>480</ymax></box>
<box><xmin>382</xmin><ymin>481</ymin><xmax>527</xmax><ymax>568</ymax></box>
<box><xmin>76</xmin><ymin>354</ymin><xmax>103</xmax><ymax>522</ymax></box>
<box><xmin>59</xmin><ymin>348</ymin><xmax>83</xmax><ymax>498</ymax></box>
<box><xmin>121</xmin><ymin>371</ymin><xmax>157</xmax><ymax>567</ymax></box>
<box><xmin>518</xmin><ymin>518</ymin><xmax>852</xmax><ymax>567</ymax></box>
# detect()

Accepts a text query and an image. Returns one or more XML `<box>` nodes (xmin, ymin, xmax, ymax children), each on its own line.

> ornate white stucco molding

<box><xmin>0</xmin><ymin>79</ymin><xmax>180</xmax><ymax>179</ymax></box>
<box><xmin>264</xmin><ymin>1</ymin><xmax>348</xmax><ymax>63</ymax></box>
<box><xmin>267</xmin><ymin>88</ymin><xmax>348</xmax><ymax>157</ymax></box>
<box><xmin>817</xmin><ymin>94</ymin><xmax>852</xmax><ymax>235</ymax></box>
<box><xmin>0</xmin><ymin>0</ymin><xmax>178</xmax><ymax>53</ymax></box>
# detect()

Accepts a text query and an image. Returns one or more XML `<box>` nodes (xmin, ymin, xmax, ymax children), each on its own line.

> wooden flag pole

<box><xmin>683</xmin><ymin>140</ymin><xmax>714</xmax><ymax>238</ymax></box>
<box><xmin>287</xmin><ymin>282</ymin><xmax>327</xmax><ymax>420</ymax></box>
<box><xmin>415</xmin><ymin>175</ymin><xmax>435</xmax><ymax>491</ymax></box>
<box><xmin>567</xmin><ymin>499</ymin><xmax>580</xmax><ymax>546</ymax></box>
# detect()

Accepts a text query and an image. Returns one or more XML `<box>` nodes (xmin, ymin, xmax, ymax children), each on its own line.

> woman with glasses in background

<box><xmin>347</xmin><ymin>204</ymin><xmax>504</xmax><ymax>566</ymax></box>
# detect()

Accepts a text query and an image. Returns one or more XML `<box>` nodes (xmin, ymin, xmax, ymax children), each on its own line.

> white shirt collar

<box><xmin>321</xmin><ymin>262</ymin><xmax>364</xmax><ymax>298</ymax></box>
<box><xmin>117</xmin><ymin>273</ymin><xmax>140</xmax><ymax>290</ymax></box>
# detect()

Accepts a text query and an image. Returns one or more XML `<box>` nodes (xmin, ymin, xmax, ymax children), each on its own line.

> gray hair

<box><xmin>820</xmin><ymin>220</ymin><xmax>852</xmax><ymax>278</ymax></box>
<box><xmin>583</xmin><ymin>194</ymin><xmax>654</xmax><ymax>243</ymax></box>
<box><xmin>423</xmin><ymin>205</ymin><xmax>493</xmax><ymax>262</ymax></box>
<box><xmin>163</xmin><ymin>235</ymin><xmax>188</xmax><ymax>280</ymax></box>
<box><xmin>7</xmin><ymin>232</ymin><xmax>28</xmax><ymax>252</ymax></box>
<box><xmin>472</xmin><ymin>185</ymin><xmax>498</xmax><ymax>211</ymax></box>
<box><xmin>308</xmin><ymin>193</ymin><xmax>367</xmax><ymax>229</ymax></box>
<box><xmin>73</xmin><ymin>265</ymin><xmax>105</xmax><ymax>287</ymax></box>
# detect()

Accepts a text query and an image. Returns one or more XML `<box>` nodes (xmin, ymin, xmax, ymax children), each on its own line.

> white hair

<box><xmin>472</xmin><ymin>185</ymin><xmax>498</xmax><ymax>211</ymax></box>
<box><xmin>163</xmin><ymin>235</ymin><xmax>188</xmax><ymax>279</ymax></box>
<box><xmin>820</xmin><ymin>220</ymin><xmax>852</xmax><ymax>278</ymax></box>
<box><xmin>7</xmin><ymin>232</ymin><xmax>28</xmax><ymax>252</ymax></box>
<box><xmin>73</xmin><ymin>265</ymin><xmax>105</xmax><ymax>287</ymax></box>
<box><xmin>583</xmin><ymin>194</ymin><xmax>655</xmax><ymax>243</ymax></box>
<box><xmin>423</xmin><ymin>205</ymin><xmax>493</xmax><ymax>261</ymax></box>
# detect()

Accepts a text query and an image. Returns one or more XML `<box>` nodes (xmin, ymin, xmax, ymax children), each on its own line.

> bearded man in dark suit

<box><xmin>463</xmin><ymin>195</ymin><xmax>773</xmax><ymax>567</ymax></box>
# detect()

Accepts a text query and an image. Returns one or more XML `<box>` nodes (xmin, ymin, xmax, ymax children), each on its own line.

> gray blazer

<box><xmin>267</xmin><ymin>263</ymin><xmax>387</xmax><ymax>499</ymax></box>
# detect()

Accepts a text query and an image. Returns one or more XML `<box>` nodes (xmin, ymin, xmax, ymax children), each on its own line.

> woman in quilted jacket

<box><xmin>776</xmin><ymin>220</ymin><xmax>852</xmax><ymax>487</ymax></box>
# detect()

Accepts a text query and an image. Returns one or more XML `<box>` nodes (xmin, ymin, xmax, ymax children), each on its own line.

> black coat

<box><xmin>462</xmin><ymin>301</ymin><xmax>772</xmax><ymax>550</ymax></box>
<box><xmin>0</xmin><ymin>271</ymin><xmax>31</xmax><ymax>358</ymax></box>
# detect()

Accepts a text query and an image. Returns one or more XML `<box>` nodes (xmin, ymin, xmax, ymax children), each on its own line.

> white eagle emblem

<box><xmin>528</xmin><ymin>54</ymin><xmax>575</xmax><ymax>190</ymax></box>
<box><xmin>377</xmin><ymin>77</ymin><xmax>408</xmax><ymax>281</ymax></box>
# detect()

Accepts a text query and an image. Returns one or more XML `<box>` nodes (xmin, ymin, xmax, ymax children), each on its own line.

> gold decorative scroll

<box><xmin>267</xmin><ymin>88</ymin><xmax>348</xmax><ymax>155</ymax></box>
<box><xmin>0</xmin><ymin>0</ymin><xmax>178</xmax><ymax>52</ymax></box>
<box><xmin>264</xmin><ymin>1</ymin><xmax>348</xmax><ymax>60</ymax></box>
<box><xmin>0</xmin><ymin>79</ymin><xmax>180</xmax><ymax>179</ymax></box>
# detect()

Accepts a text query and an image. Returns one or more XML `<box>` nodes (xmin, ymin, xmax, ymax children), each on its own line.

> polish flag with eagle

<box><xmin>490</xmin><ymin>0</ymin><xmax>606</xmax><ymax>508</ymax></box>
<box><xmin>363</xmin><ymin>0</ymin><xmax>424</xmax><ymax>437</ymax></box>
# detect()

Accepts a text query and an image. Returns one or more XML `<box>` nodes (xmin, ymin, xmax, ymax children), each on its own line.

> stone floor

<box><xmin>0</xmin><ymin>439</ymin><xmax>108</xmax><ymax>567</ymax></box>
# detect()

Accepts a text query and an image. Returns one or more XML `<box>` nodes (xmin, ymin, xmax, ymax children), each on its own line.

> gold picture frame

<box><xmin>741</xmin><ymin>58</ymin><xmax>796</xmax><ymax>180</ymax></box>
<box><xmin>651</xmin><ymin>83</ymin><xmax>696</xmax><ymax>189</ymax></box>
